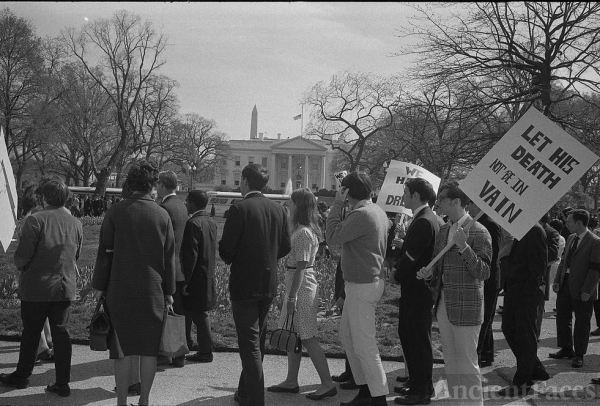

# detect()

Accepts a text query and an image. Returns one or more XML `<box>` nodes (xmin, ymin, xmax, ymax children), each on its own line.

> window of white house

<box><xmin>280</xmin><ymin>174</ymin><xmax>287</xmax><ymax>188</ymax></box>
<box><xmin>281</xmin><ymin>159</ymin><xmax>287</xmax><ymax>169</ymax></box>
<box><xmin>234</xmin><ymin>172</ymin><xmax>241</xmax><ymax>186</ymax></box>
<box><xmin>312</xmin><ymin>158</ymin><xmax>318</xmax><ymax>171</ymax></box>
<box><xmin>262</xmin><ymin>157</ymin><xmax>268</xmax><ymax>167</ymax></box>
<box><xmin>235</xmin><ymin>156</ymin><xmax>240</xmax><ymax>166</ymax></box>
<box><xmin>248</xmin><ymin>156</ymin><xmax>254</xmax><ymax>164</ymax></box>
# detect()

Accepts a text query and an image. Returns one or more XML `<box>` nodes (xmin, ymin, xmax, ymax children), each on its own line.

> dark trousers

<box><xmin>594</xmin><ymin>281</ymin><xmax>600</xmax><ymax>328</ymax></box>
<box><xmin>398</xmin><ymin>299</ymin><xmax>433</xmax><ymax>395</ymax></box>
<box><xmin>556</xmin><ymin>275</ymin><xmax>594</xmax><ymax>356</ymax></box>
<box><xmin>477</xmin><ymin>278</ymin><xmax>500</xmax><ymax>362</ymax></box>
<box><xmin>16</xmin><ymin>301</ymin><xmax>72</xmax><ymax>384</ymax></box>
<box><xmin>232</xmin><ymin>297</ymin><xmax>273</xmax><ymax>406</ymax></box>
<box><xmin>187</xmin><ymin>310</ymin><xmax>213</xmax><ymax>353</ymax></box>
<box><xmin>502</xmin><ymin>289</ymin><xmax>546</xmax><ymax>386</ymax></box>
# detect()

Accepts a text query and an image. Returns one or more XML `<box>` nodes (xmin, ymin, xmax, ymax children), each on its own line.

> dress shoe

<box><xmin>0</xmin><ymin>373</ymin><xmax>28</xmax><ymax>389</ymax></box>
<box><xmin>157</xmin><ymin>355</ymin><xmax>171</xmax><ymax>366</ymax></box>
<box><xmin>185</xmin><ymin>352</ymin><xmax>213</xmax><ymax>363</ymax></box>
<box><xmin>571</xmin><ymin>355</ymin><xmax>584</xmax><ymax>368</ymax></box>
<box><xmin>306</xmin><ymin>386</ymin><xmax>337</xmax><ymax>400</ymax></box>
<box><xmin>339</xmin><ymin>396</ymin><xmax>372</xmax><ymax>406</ymax></box>
<box><xmin>266</xmin><ymin>384</ymin><xmax>300</xmax><ymax>393</ymax></box>
<box><xmin>394</xmin><ymin>393</ymin><xmax>432</xmax><ymax>405</ymax></box>
<box><xmin>591</xmin><ymin>378</ymin><xmax>600</xmax><ymax>385</ymax></box>
<box><xmin>396</xmin><ymin>376</ymin><xmax>410</xmax><ymax>383</ymax></box>
<box><xmin>171</xmin><ymin>355</ymin><xmax>185</xmax><ymax>367</ymax></box>
<box><xmin>497</xmin><ymin>385</ymin><xmax>533</xmax><ymax>397</ymax></box>
<box><xmin>45</xmin><ymin>383</ymin><xmax>71</xmax><ymax>397</ymax></box>
<box><xmin>394</xmin><ymin>386</ymin><xmax>409</xmax><ymax>395</ymax></box>
<box><xmin>113</xmin><ymin>382</ymin><xmax>141</xmax><ymax>395</ymax></box>
<box><xmin>332</xmin><ymin>371</ymin><xmax>353</xmax><ymax>383</ymax></box>
<box><xmin>591</xmin><ymin>328</ymin><xmax>600</xmax><ymax>336</ymax></box>
<box><xmin>548</xmin><ymin>348</ymin><xmax>575</xmax><ymax>359</ymax></box>
<box><xmin>37</xmin><ymin>349</ymin><xmax>55</xmax><ymax>362</ymax></box>
<box><xmin>339</xmin><ymin>378</ymin><xmax>359</xmax><ymax>390</ymax></box>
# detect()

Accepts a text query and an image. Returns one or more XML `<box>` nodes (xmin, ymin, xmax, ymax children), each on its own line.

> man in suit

<box><xmin>0</xmin><ymin>181</ymin><xmax>83</xmax><ymax>397</ymax></box>
<box><xmin>418</xmin><ymin>181</ymin><xmax>491</xmax><ymax>406</ymax></box>
<box><xmin>219</xmin><ymin>164</ymin><xmax>291</xmax><ymax>406</ymax></box>
<box><xmin>499</xmin><ymin>222</ymin><xmax>548</xmax><ymax>397</ymax></box>
<box><xmin>157</xmin><ymin>170</ymin><xmax>190</xmax><ymax>368</ymax></box>
<box><xmin>551</xmin><ymin>209</ymin><xmax>600</xmax><ymax>368</ymax></box>
<box><xmin>538</xmin><ymin>213</ymin><xmax>560</xmax><ymax>339</ymax></box>
<box><xmin>392</xmin><ymin>178</ymin><xmax>439</xmax><ymax>406</ymax></box>
<box><xmin>182</xmin><ymin>190</ymin><xmax>218</xmax><ymax>363</ymax></box>
<box><xmin>466</xmin><ymin>201</ymin><xmax>501</xmax><ymax>368</ymax></box>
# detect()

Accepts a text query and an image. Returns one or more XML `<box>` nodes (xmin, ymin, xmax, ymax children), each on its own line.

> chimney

<box><xmin>277</xmin><ymin>133</ymin><xmax>281</xmax><ymax>140</ymax></box>
<box><xmin>259</xmin><ymin>132</ymin><xmax>264</xmax><ymax>141</ymax></box>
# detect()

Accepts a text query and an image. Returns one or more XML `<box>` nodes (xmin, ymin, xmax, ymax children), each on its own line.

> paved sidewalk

<box><xmin>1</xmin><ymin>292</ymin><xmax>600</xmax><ymax>405</ymax></box>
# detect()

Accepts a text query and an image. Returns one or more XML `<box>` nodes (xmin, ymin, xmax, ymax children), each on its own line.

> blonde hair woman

<box><xmin>267</xmin><ymin>188</ymin><xmax>336</xmax><ymax>400</ymax></box>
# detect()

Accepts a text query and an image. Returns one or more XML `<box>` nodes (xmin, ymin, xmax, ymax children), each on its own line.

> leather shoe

<box><xmin>185</xmin><ymin>352</ymin><xmax>213</xmax><ymax>363</ymax></box>
<box><xmin>394</xmin><ymin>393</ymin><xmax>431</xmax><ymax>405</ymax></box>
<box><xmin>591</xmin><ymin>328</ymin><xmax>600</xmax><ymax>336</ymax></box>
<box><xmin>394</xmin><ymin>386</ymin><xmax>409</xmax><ymax>395</ymax></box>
<box><xmin>45</xmin><ymin>383</ymin><xmax>71</xmax><ymax>397</ymax></box>
<box><xmin>530</xmin><ymin>369</ymin><xmax>550</xmax><ymax>382</ymax></box>
<box><xmin>339</xmin><ymin>378</ymin><xmax>359</xmax><ymax>390</ymax></box>
<box><xmin>171</xmin><ymin>356</ymin><xmax>185</xmax><ymax>367</ymax></box>
<box><xmin>306</xmin><ymin>387</ymin><xmax>337</xmax><ymax>400</ymax></box>
<box><xmin>332</xmin><ymin>371</ymin><xmax>353</xmax><ymax>383</ymax></box>
<box><xmin>113</xmin><ymin>382</ymin><xmax>141</xmax><ymax>395</ymax></box>
<box><xmin>591</xmin><ymin>378</ymin><xmax>600</xmax><ymax>385</ymax></box>
<box><xmin>548</xmin><ymin>348</ymin><xmax>575</xmax><ymax>359</ymax></box>
<box><xmin>571</xmin><ymin>355</ymin><xmax>584</xmax><ymax>368</ymax></box>
<box><xmin>497</xmin><ymin>385</ymin><xmax>532</xmax><ymax>397</ymax></box>
<box><xmin>340</xmin><ymin>396</ymin><xmax>371</xmax><ymax>406</ymax></box>
<box><xmin>0</xmin><ymin>373</ymin><xmax>28</xmax><ymax>389</ymax></box>
<box><xmin>266</xmin><ymin>384</ymin><xmax>300</xmax><ymax>393</ymax></box>
<box><xmin>396</xmin><ymin>376</ymin><xmax>410</xmax><ymax>383</ymax></box>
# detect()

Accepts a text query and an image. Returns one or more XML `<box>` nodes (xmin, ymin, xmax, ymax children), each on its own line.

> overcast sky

<box><xmin>5</xmin><ymin>2</ymin><xmax>421</xmax><ymax>140</ymax></box>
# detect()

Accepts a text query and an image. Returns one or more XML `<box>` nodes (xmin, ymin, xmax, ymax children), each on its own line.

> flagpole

<box><xmin>300</xmin><ymin>104</ymin><xmax>304</xmax><ymax>138</ymax></box>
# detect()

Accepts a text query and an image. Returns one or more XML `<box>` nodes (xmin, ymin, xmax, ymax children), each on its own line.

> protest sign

<box><xmin>460</xmin><ymin>107</ymin><xmax>599</xmax><ymax>240</ymax></box>
<box><xmin>377</xmin><ymin>161</ymin><xmax>441</xmax><ymax>215</ymax></box>
<box><xmin>333</xmin><ymin>170</ymin><xmax>347</xmax><ymax>188</ymax></box>
<box><xmin>0</xmin><ymin>127</ymin><xmax>18</xmax><ymax>253</ymax></box>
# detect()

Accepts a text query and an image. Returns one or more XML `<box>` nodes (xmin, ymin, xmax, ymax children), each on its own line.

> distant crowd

<box><xmin>3</xmin><ymin>163</ymin><xmax>600</xmax><ymax>406</ymax></box>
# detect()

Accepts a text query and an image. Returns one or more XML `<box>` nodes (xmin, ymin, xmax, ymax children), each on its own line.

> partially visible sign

<box><xmin>0</xmin><ymin>127</ymin><xmax>18</xmax><ymax>253</ymax></box>
<box><xmin>334</xmin><ymin>170</ymin><xmax>348</xmax><ymax>188</ymax></box>
<box><xmin>377</xmin><ymin>161</ymin><xmax>441</xmax><ymax>215</ymax></box>
<box><xmin>461</xmin><ymin>107</ymin><xmax>599</xmax><ymax>240</ymax></box>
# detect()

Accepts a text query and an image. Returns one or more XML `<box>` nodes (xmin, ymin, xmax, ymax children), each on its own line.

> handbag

<box><xmin>159</xmin><ymin>306</ymin><xmax>190</xmax><ymax>358</ymax></box>
<box><xmin>269</xmin><ymin>312</ymin><xmax>302</xmax><ymax>353</ymax></box>
<box><xmin>87</xmin><ymin>296</ymin><xmax>111</xmax><ymax>351</ymax></box>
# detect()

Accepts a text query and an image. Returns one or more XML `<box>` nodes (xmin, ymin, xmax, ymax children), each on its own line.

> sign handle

<box><xmin>423</xmin><ymin>211</ymin><xmax>484</xmax><ymax>273</ymax></box>
<box><xmin>1</xmin><ymin>160</ymin><xmax>17</xmax><ymax>224</ymax></box>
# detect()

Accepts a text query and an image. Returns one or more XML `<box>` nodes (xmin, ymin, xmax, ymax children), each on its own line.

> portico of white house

<box><xmin>217</xmin><ymin>136</ymin><xmax>338</xmax><ymax>191</ymax></box>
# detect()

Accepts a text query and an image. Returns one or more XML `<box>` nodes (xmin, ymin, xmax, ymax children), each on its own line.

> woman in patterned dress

<box><xmin>267</xmin><ymin>188</ymin><xmax>336</xmax><ymax>400</ymax></box>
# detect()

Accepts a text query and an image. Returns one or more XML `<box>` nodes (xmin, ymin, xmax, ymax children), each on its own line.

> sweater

<box><xmin>326</xmin><ymin>199</ymin><xmax>389</xmax><ymax>283</ymax></box>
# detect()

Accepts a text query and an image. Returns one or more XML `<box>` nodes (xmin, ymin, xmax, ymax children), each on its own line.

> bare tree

<box><xmin>397</xmin><ymin>2</ymin><xmax>600</xmax><ymax>119</ymax></box>
<box><xmin>303</xmin><ymin>70</ymin><xmax>402</xmax><ymax>171</ymax></box>
<box><xmin>0</xmin><ymin>8</ymin><xmax>45</xmax><ymax>187</ymax></box>
<box><xmin>63</xmin><ymin>9</ymin><xmax>167</xmax><ymax>195</ymax></box>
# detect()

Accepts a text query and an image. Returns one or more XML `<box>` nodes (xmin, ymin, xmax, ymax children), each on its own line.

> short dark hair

<box><xmin>568</xmin><ymin>209</ymin><xmax>589</xmax><ymax>227</ymax></box>
<box><xmin>158</xmin><ymin>170</ymin><xmax>178</xmax><ymax>190</ymax></box>
<box><xmin>438</xmin><ymin>180</ymin><xmax>469</xmax><ymax>207</ymax></box>
<box><xmin>187</xmin><ymin>189</ymin><xmax>209</xmax><ymax>210</ymax></box>
<box><xmin>242</xmin><ymin>164</ymin><xmax>269</xmax><ymax>191</ymax></box>
<box><xmin>405</xmin><ymin>177</ymin><xmax>436</xmax><ymax>203</ymax></box>
<box><xmin>341</xmin><ymin>171</ymin><xmax>372</xmax><ymax>200</ymax></box>
<box><xmin>548</xmin><ymin>219</ymin><xmax>563</xmax><ymax>234</ymax></box>
<box><xmin>126</xmin><ymin>160</ymin><xmax>159</xmax><ymax>193</ymax></box>
<box><xmin>42</xmin><ymin>180</ymin><xmax>70</xmax><ymax>207</ymax></box>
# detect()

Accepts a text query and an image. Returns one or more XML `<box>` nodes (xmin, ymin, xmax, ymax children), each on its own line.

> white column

<box><xmin>304</xmin><ymin>155</ymin><xmax>310</xmax><ymax>189</ymax></box>
<box><xmin>321</xmin><ymin>155</ymin><xmax>327</xmax><ymax>189</ymax></box>
<box><xmin>288</xmin><ymin>154</ymin><xmax>293</xmax><ymax>184</ymax></box>
<box><xmin>271</xmin><ymin>153</ymin><xmax>277</xmax><ymax>189</ymax></box>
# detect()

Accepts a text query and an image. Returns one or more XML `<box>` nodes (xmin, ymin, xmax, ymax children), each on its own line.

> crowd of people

<box><xmin>2</xmin><ymin>163</ymin><xmax>600</xmax><ymax>406</ymax></box>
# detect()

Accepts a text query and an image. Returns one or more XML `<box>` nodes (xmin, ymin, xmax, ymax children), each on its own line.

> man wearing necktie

<box><xmin>551</xmin><ymin>209</ymin><xmax>600</xmax><ymax>369</ymax></box>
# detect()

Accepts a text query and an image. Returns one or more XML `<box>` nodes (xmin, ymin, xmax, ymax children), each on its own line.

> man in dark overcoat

<box><xmin>157</xmin><ymin>170</ymin><xmax>190</xmax><ymax>368</ymax></box>
<box><xmin>182</xmin><ymin>190</ymin><xmax>217</xmax><ymax>363</ymax></box>
<box><xmin>219</xmin><ymin>164</ymin><xmax>291</xmax><ymax>406</ymax></box>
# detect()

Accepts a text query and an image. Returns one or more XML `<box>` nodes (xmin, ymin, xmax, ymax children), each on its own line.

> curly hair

<box><xmin>126</xmin><ymin>160</ymin><xmax>159</xmax><ymax>194</ymax></box>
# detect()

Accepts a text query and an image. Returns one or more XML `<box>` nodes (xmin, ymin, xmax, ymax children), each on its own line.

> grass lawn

<box><xmin>0</xmin><ymin>216</ymin><xmax>442</xmax><ymax>360</ymax></box>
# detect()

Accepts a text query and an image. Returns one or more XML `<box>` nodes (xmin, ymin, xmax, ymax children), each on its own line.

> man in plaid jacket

<box><xmin>418</xmin><ymin>181</ymin><xmax>491</xmax><ymax>406</ymax></box>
